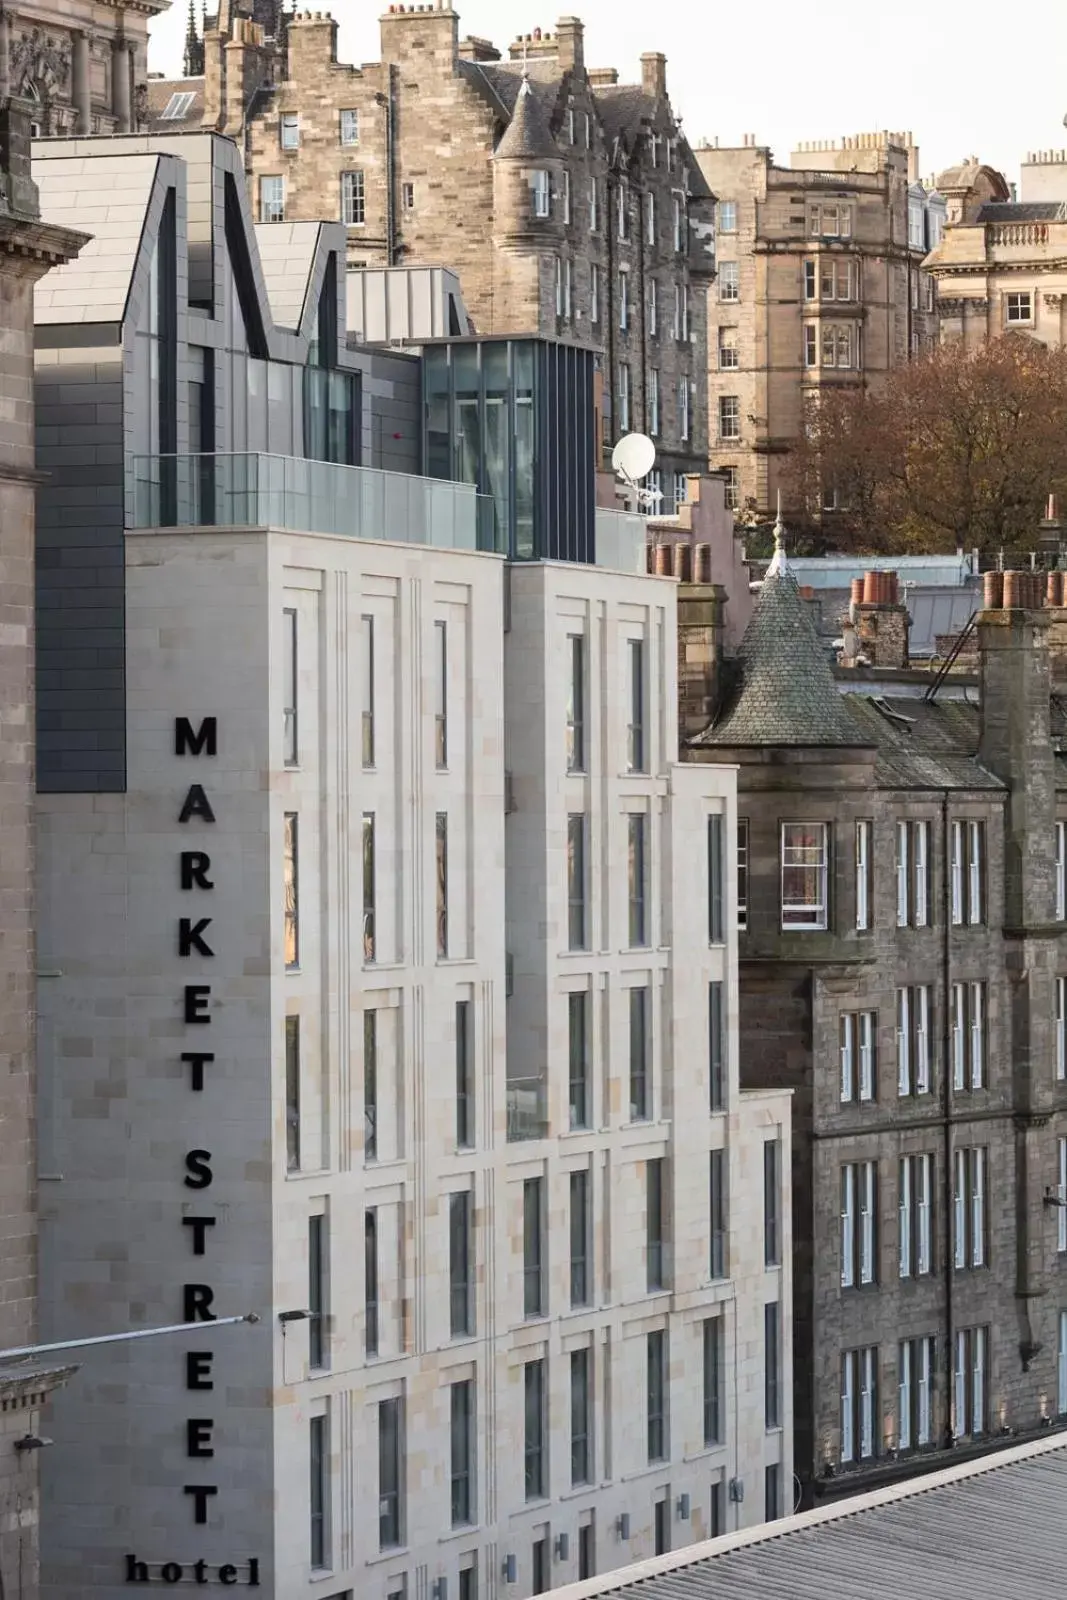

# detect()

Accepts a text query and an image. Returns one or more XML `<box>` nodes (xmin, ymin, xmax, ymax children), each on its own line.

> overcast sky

<box><xmin>148</xmin><ymin>1</ymin><xmax>1067</xmax><ymax>187</ymax></box>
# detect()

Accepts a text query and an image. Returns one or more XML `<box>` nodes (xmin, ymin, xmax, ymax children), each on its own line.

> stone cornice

<box><xmin>0</xmin><ymin>1363</ymin><xmax>78</xmax><ymax>1408</ymax></box>
<box><xmin>0</xmin><ymin>212</ymin><xmax>88</xmax><ymax>271</ymax></box>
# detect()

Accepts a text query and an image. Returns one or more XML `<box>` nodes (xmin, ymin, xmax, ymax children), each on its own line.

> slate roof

<box><xmin>697</xmin><ymin>563</ymin><xmax>867</xmax><ymax>747</ymax></box>
<box><xmin>841</xmin><ymin>695</ymin><xmax>1002</xmax><ymax>791</ymax></box>
<box><xmin>493</xmin><ymin>76</ymin><xmax>557</xmax><ymax>161</ymax></box>
<box><xmin>544</xmin><ymin>1431</ymin><xmax>1067</xmax><ymax>1600</ymax></box>
<box><xmin>975</xmin><ymin>200</ymin><xmax>1067</xmax><ymax>223</ymax></box>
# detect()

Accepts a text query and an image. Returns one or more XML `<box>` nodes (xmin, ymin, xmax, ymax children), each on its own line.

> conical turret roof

<box><xmin>494</xmin><ymin>76</ymin><xmax>558</xmax><ymax>161</ymax></box>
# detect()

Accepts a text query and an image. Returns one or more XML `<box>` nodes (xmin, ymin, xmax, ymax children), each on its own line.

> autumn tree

<box><xmin>786</xmin><ymin>335</ymin><xmax>1067</xmax><ymax>557</ymax></box>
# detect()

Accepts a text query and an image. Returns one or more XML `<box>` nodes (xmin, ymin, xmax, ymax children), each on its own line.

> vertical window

<box><xmin>523</xmin><ymin>1177</ymin><xmax>544</xmax><ymax>1318</ymax></box>
<box><xmin>718</xmin><ymin>395</ymin><xmax>740</xmax><ymax>438</ymax></box>
<box><xmin>953</xmin><ymin>1146</ymin><xmax>987</xmax><ymax>1269</ymax></box>
<box><xmin>378</xmin><ymin>1397</ymin><xmax>404</xmax><ymax>1549</ymax></box>
<box><xmin>1058</xmin><ymin>1138</ymin><xmax>1067</xmax><ymax>1255</ymax></box>
<box><xmin>629</xmin><ymin>986</ymin><xmax>650</xmax><ymax>1120</ymax></box>
<box><xmin>280</xmin><ymin>112</ymin><xmax>299</xmax><ymax>148</ymax></box>
<box><xmin>570</xmin><ymin>1348</ymin><xmax>592</xmax><ymax>1485</ymax></box>
<box><xmin>1057</xmin><ymin>822</ymin><xmax>1066</xmax><ymax>920</ymax></box>
<box><xmin>284</xmin><ymin>813</ymin><xmax>299</xmax><ymax>968</ymax></box>
<box><xmin>841</xmin><ymin>1160</ymin><xmax>877</xmax><ymax>1287</ymax></box>
<box><xmin>449</xmin><ymin>1190</ymin><xmax>473</xmax><ymax>1338</ymax></box>
<box><xmin>646</xmin><ymin>1329</ymin><xmax>668</xmax><ymax>1461</ymax></box>
<box><xmin>646</xmin><ymin>1158</ymin><xmax>667</xmax><ymax>1290</ymax></box>
<box><xmin>555</xmin><ymin>255</ymin><xmax>563</xmax><ymax>319</ymax></box>
<box><xmin>951</xmin><ymin>820</ymin><xmax>985</xmax><ymax>924</ymax></box>
<box><xmin>764</xmin><ymin>1465</ymin><xmax>781</xmax><ymax>1521</ymax></box>
<box><xmin>568</xmin><ymin>991</ymin><xmax>590</xmax><ymax>1130</ymax></box>
<box><xmin>286</xmin><ymin>1015</ymin><xmax>301</xmax><ymax>1172</ymax></box>
<box><xmin>855</xmin><ymin>820</ymin><xmax>872</xmax><ymax>930</ymax></box>
<box><xmin>707</xmin><ymin>813</ymin><xmax>725</xmax><ymax>943</ymax></box>
<box><xmin>627</xmin><ymin>639</ymin><xmax>647</xmax><ymax>772</ymax></box>
<box><xmin>339</xmin><ymin>108</ymin><xmax>359</xmax><ymax>146</ymax></box>
<box><xmin>717</xmin><ymin>199</ymin><xmax>738</xmax><ymax>233</ymax></box>
<box><xmin>562</xmin><ymin>168</ymin><xmax>572</xmax><ymax>223</ymax></box>
<box><xmin>450</xmin><ymin>1380</ymin><xmax>475</xmax><ymax>1527</ymax></box>
<box><xmin>679</xmin><ymin>377</ymin><xmax>690</xmax><ymax>441</ymax></box>
<box><xmin>618</xmin><ymin>360</ymin><xmax>631</xmax><ymax>432</ymax></box>
<box><xmin>703</xmin><ymin>1316</ymin><xmax>724</xmax><ymax>1445</ymax></box>
<box><xmin>524</xmin><ymin>1359</ymin><xmax>547</xmax><ymax>1499</ymax></box>
<box><xmin>361</xmin><ymin>614</ymin><xmax>375</xmax><ymax>768</ymax></box>
<box><xmin>435</xmin><ymin>812</ymin><xmax>449</xmax><ymax>958</ymax></box>
<box><xmin>649</xmin><ymin>276</ymin><xmax>658</xmax><ymax>336</ymax></box>
<box><xmin>673</xmin><ymin>283</ymin><xmax>683</xmax><ymax>339</ymax></box>
<box><xmin>646</xmin><ymin>190</ymin><xmax>656</xmax><ymax>244</ymax></box>
<box><xmin>362</xmin><ymin>812</ymin><xmax>376</xmax><ymax>961</ymax></box>
<box><xmin>566</xmin><ymin>634</ymin><xmax>586</xmax><ymax>772</ymax></box>
<box><xmin>951</xmin><ymin>981</ymin><xmax>986</xmax><ymax>1090</ymax></box>
<box><xmin>309</xmin><ymin>1413</ymin><xmax>329</xmax><ymax>1568</ymax></box>
<box><xmin>532</xmin><ymin>1534</ymin><xmax>549</xmax><ymax>1594</ymax></box>
<box><xmin>737</xmin><ymin>818</ymin><xmax>749</xmax><ymax>930</ymax></box>
<box><xmin>363</xmin><ymin>1009</ymin><xmax>377</xmax><ymax>1162</ymax></box>
<box><xmin>531</xmin><ymin>170</ymin><xmax>550</xmax><ymax>219</ymax></box>
<box><xmin>764</xmin><ymin>1140</ymin><xmax>780</xmax><ymax>1266</ymax></box>
<box><xmin>717</xmin><ymin>261</ymin><xmax>739</xmax><ymax>301</ymax></box>
<box><xmin>260</xmin><ymin>175</ymin><xmax>285</xmax><ymax>223</ymax></box>
<box><xmin>896</xmin><ymin>985</ymin><xmax>932</xmax><ymax>1096</ymax></box>
<box><xmin>1058</xmin><ymin>977</ymin><xmax>1066</xmax><ymax>1080</ymax></box>
<box><xmin>1059</xmin><ymin>1312</ymin><xmax>1067</xmax><ymax>1416</ymax></box>
<box><xmin>567</xmin><ymin>814</ymin><xmax>587</xmax><ymax>950</ymax></box>
<box><xmin>564</xmin><ymin>258</ymin><xmax>573</xmax><ymax>320</ymax></box>
<box><xmin>803</xmin><ymin>260</ymin><xmax>817</xmax><ymax>299</ymax></box>
<box><xmin>722</xmin><ymin>466</ymin><xmax>740</xmax><ymax>512</ymax></box>
<box><xmin>619</xmin><ymin>268</ymin><xmax>630</xmax><ymax>330</ymax></box>
<box><xmin>627</xmin><ymin>815</ymin><xmax>649</xmax><ymax>946</ymax></box>
<box><xmin>953</xmin><ymin>1327</ymin><xmax>988</xmax><ymax>1438</ymax></box>
<box><xmin>839</xmin><ymin>1011</ymin><xmax>877</xmax><ymax>1103</ymax></box>
<box><xmin>341</xmin><ymin>169</ymin><xmax>366</xmax><ymax>226</ymax></box>
<box><xmin>898</xmin><ymin>1336</ymin><xmax>935</xmax><ymax>1450</ymax></box>
<box><xmin>803</xmin><ymin>324</ymin><xmax>817</xmax><ymax>367</ymax></box>
<box><xmin>718</xmin><ymin>328</ymin><xmax>738</xmax><ymax>370</ymax></box>
<box><xmin>896</xmin><ymin>820</ymin><xmax>931</xmax><ymax>927</ymax></box>
<box><xmin>364</xmin><ymin>1208</ymin><xmax>378</xmax><ymax>1355</ymax></box>
<box><xmin>434</xmin><ymin>620</ymin><xmax>448</xmax><ymax>769</ymax></box>
<box><xmin>708</xmin><ymin>981</ymin><xmax>725</xmax><ymax>1113</ymax></box>
<box><xmin>709</xmin><ymin>1147</ymin><xmax>727</xmax><ymax>1278</ymax></box>
<box><xmin>589</xmin><ymin>176</ymin><xmax>598</xmax><ymax>232</ymax></box>
<box><xmin>899</xmin><ymin>1153</ymin><xmax>933</xmax><ymax>1279</ymax></box>
<box><xmin>780</xmin><ymin>822</ymin><xmax>829</xmax><ymax>929</ymax></box>
<box><xmin>840</xmin><ymin>1347</ymin><xmax>877</xmax><ymax>1463</ymax></box>
<box><xmin>764</xmin><ymin>1301</ymin><xmax>780</xmax><ymax>1427</ymax></box>
<box><xmin>569</xmin><ymin>1169</ymin><xmax>591</xmax><ymax>1307</ymax></box>
<box><xmin>648</xmin><ymin>366</ymin><xmax>660</xmax><ymax>434</ymax></box>
<box><xmin>617</xmin><ymin>179</ymin><xmax>628</xmax><ymax>240</ymax></box>
<box><xmin>578</xmin><ymin>1521</ymin><xmax>595</xmax><ymax>1580</ymax></box>
<box><xmin>455</xmin><ymin>999</ymin><xmax>474</xmax><ymax>1149</ymax></box>
<box><xmin>673</xmin><ymin>196</ymin><xmax>682</xmax><ymax>252</ymax></box>
<box><xmin>308</xmin><ymin>1213</ymin><xmax>328</xmax><ymax>1370</ymax></box>
<box><xmin>590</xmin><ymin>261</ymin><xmax>600</xmax><ymax>324</ymax></box>
<box><xmin>282</xmin><ymin>607</ymin><xmax>298</xmax><ymax>765</ymax></box>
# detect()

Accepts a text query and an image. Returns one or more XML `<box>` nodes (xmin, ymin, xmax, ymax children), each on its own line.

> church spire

<box><xmin>183</xmin><ymin>0</ymin><xmax>205</xmax><ymax>77</ymax></box>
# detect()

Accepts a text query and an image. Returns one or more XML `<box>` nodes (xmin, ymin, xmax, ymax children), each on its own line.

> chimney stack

<box><xmin>852</xmin><ymin>570</ymin><xmax>910</xmax><ymax>669</ymax></box>
<box><xmin>555</xmin><ymin>16</ymin><xmax>584</xmax><ymax>71</ymax></box>
<box><xmin>674</xmin><ymin>562</ymin><xmax>724</xmax><ymax>743</ymax></box>
<box><xmin>640</xmin><ymin>52</ymin><xmax>666</xmax><ymax>100</ymax></box>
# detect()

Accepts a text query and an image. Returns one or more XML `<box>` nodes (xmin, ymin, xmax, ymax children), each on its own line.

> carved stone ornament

<box><xmin>11</xmin><ymin>28</ymin><xmax>71</xmax><ymax>98</ymax></box>
<box><xmin>134</xmin><ymin>80</ymin><xmax>148</xmax><ymax>129</ymax></box>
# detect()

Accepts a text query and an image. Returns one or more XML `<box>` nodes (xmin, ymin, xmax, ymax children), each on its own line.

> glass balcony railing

<box><xmin>129</xmin><ymin>452</ymin><xmax>502</xmax><ymax>555</ymax></box>
<box><xmin>506</xmin><ymin>1077</ymin><xmax>548</xmax><ymax>1143</ymax></box>
<box><xmin>595</xmin><ymin>507</ymin><xmax>648</xmax><ymax>574</ymax></box>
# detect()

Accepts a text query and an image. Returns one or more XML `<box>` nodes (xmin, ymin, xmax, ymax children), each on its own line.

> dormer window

<box><xmin>530</xmin><ymin>170</ymin><xmax>551</xmax><ymax>219</ymax></box>
<box><xmin>161</xmin><ymin>90</ymin><xmax>195</xmax><ymax>121</ymax></box>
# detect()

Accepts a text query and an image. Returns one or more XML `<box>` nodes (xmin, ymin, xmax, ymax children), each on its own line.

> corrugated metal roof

<box><xmin>546</xmin><ymin>1433</ymin><xmax>1067</xmax><ymax>1600</ymax></box>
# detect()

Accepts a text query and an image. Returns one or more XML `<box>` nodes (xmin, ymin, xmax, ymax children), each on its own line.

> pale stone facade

<box><xmin>0</xmin><ymin>0</ymin><xmax>165</xmax><ymax>136</ymax></box>
<box><xmin>693</xmin><ymin>134</ymin><xmax>944</xmax><ymax>521</ymax></box>
<box><xmin>151</xmin><ymin>4</ymin><xmax>715</xmax><ymax>496</ymax></box>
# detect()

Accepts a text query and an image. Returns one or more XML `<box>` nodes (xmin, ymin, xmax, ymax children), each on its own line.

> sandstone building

<box><xmin>150</xmin><ymin>3</ymin><xmax>715</xmax><ymax>506</ymax></box>
<box><xmin>685</xmin><ymin>533</ymin><xmax>1067</xmax><ymax>1504</ymax></box>
<box><xmin>31</xmin><ymin>130</ymin><xmax>790</xmax><ymax>1599</ymax></box>
<box><xmin>693</xmin><ymin>134</ymin><xmax>944</xmax><ymax>521</ymax></box>
<box><xmin>0</xmin><ymin>0</ymin><xmax>164</xmax><ymax>135</ymax></box>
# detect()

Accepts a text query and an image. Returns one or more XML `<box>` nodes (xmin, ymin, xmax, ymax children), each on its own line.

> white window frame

<box><xmin>679</xmin><ymin>378</ymin><xmax>690</xmax><ymax>442</ymax></box>
<box><xmin>898</xmin><ymin>1340</ymin><xmax>912</xmax><ymax>1450</ymax></box>
<box><xmin>566</xmin><ymin>106</ymin><xmax>575</xmax><ymax>145</ymax></box>
<box><xmin>803</xmin><ymin>260</ymin><xmax>817</xmax><ymax>300</ymax></box>
<box><xmin>896</xmin><ymin>822</ymin><xmax>909</xmax><ymax>927</ymax></box>
<box><xmin>589</xmin><ymin>177</ymin><xmax>598</xmax><ymax>233</ymax></box>
<box><xmin>718</xmin><ymin>199</ymin><xmax>737</xmax><ymax>233</ymax></box>
<box><xmin>840</xmin><ymin>1164</ymin><xmax>855</xmax><ymax>1289</ymax></box>
<box><xmin>619</xmin><ymin>267</ymin><xmax>630</xmax><ymax>332</ymax></box>
<box><xmin>858</xmin><ymin>1011</ymin><xmax>875</xmax><ymax>1101</ymax></box>
<box><xmin>531</xmin><ymin>170</ymin><xmax>551</xmax><ymax>219</ymax></box>
<box><xmin>341</xmin><ymin>169</ymin><xmax>366</xmax><ymax>227</ymax></box>
<box><xmin>339</xmin><ymin>108</ymin><xmax>359</xmax><ymax>147</ymax></box>
<box><xmin>803</xmin><ymin>324</ymin><xmax>817</xmax><ymax>368</ymax></box>
<box><xmin>718</xmin><ymin>328</ymin><xmax>738</xmax><ymax>371</ymax></box>
<box><xmin>840</xmin><ymin>1013</ymin><xmax>855</xmax><ymax>1105</ymax></box>
<box><xmin>562</xmin><ymin>169</ymin><xmax>572</xmax><ymax>225</ymax></box>
<box><xmin>915</xmin><ymin>985</ymin><xmax>930</xmax><ymax>1093</ymax></box>
<box><xmin>617</xmin><ymin>361</ymin><xmax>631</xmax><ymax>433</ymax></box>
<box><xmin>1059</xmin><ymin>1138</ymin><xmax>1067</xmax><ymax>1255</ymax></box>
<box><xmin>1005</xmin><ymin>290</ymin><xmax>1033</xmax><ymax>325</ymax></box>
<box><xmin>673</xmin><ymin>195</ymin><xmax>683</xmax><ymax>252</ymax></box>
<box><xmin>718</xmin><ymin>261</ymin><xmax>739</xmax><ymax>303</ymax></box>
<box><xmin>969</xmin><ymin>982</ymin><xmax>984</xmax><ymax>1088</ymax></box>
<box><xmin>260</xmin><ymin>175</ymin><xmax>285</xmax><ymax>224</ymax></box>
<box><xmin>1059</xmin><ymin>1311</ymin><xmax>1067</xmax><ymax>1416</ymax></box>
<box><xmin>617</xmin><ymin>179</ymin><xmax>629</xmax><ymax>241</ymax></box>
<box><xmin>855</xmin><ymin>820</ymin><xmax>872</xmax><ymax>931</ymax></box>
<box><xmin>722</xmin><ymin>466</ymin><xmax>739</xmax><ymax>512</ymax></box>
<box><xmin>280</xmin><ymin>112</ymin><xmax>299</xmax><ymax>149</ymax></box>
<box><xmin>1058</xmin><ymin>822</ymin><xmax>1066</xmax><ymax>920</ymax></box>
<box><xmin>859</xmin><ymin>1160</ymin><xmax>875</xmax><ymax>1286</ymax></box>
<box><xmin>646</xmin><ymin>190</ymin><xmax>656</xmax><ymax>245</ymax></box>
<box><xmin>718</xmin><ymin>395</ymin><xmax>740</xmax><ymax>442</ymax></box>
<box><xmin>950</xmin><ymin>820</ymin><xmax>964</xmax><ymax>924</ymax></box>
<box><xmin>648</xmin><ymin>367</ymin><xmax>660</xmax><ymax>436</ymax></box>
<box><xmin>649</xmin><ymin>277</ymin><xmax>658</xmax><ymax>336</ymax></box>
<box><xmin>1059</xmin><ymin>977</ymin><xmax>1067</xmax><ymax>1081</ymax></box>
<box><xmin>952</xmin><ymin>982</ymin><xmax>966</xmax><ymax>1091</ymax></box>
<box><xmin>590</xmin><ymin>262</ymin><xmax>600</xmax><ymax>326</ymax></box>
<box><xmin>917</xmin><ymin>1153</ymin><xmax>932</xmax><ymax>1276</ymax></box>
<box><xmin>780</xmin><ymin>822</ymin><xmax>829</xmax><ymax>930</ymax></box>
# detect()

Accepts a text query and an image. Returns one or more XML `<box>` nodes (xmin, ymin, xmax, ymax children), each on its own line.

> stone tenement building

<box><xmin>693</xmin><ymin>134</ymin><xmax>944</xmax><ymax>521</ymax></box>
<box><xmin>151</xmin><ymin>3</ymin><xmax>715</xmax><ymax>505</ymax></box>
<box><xmin>0</xmin><ymin>0</ymin><xmax>165</xmax><ymax>135</ymax></box>
<box><xmin>686</xmin><ymin>534</ymin><xmax>1067</xmax><ymax>1504</ymax></box>
<box><xmin>924</xmin><ymin>149</ymin><xmax>1067</xmax><ymax>350</ymax></box>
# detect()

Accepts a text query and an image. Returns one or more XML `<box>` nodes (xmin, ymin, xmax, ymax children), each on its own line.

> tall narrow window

<box><xmin>707</xmin><ymin>813</ymin><xmax>725</xmax><ymax>943</ymax></box>
<box><xmin>840</xmin><ymin>1011</ymin><xmax>877</xmax><ymax>1103</ymax></box>
<box><xmin>570</xmin><ymin>1348</ymin><xmax>592</xmax><ymax>1485</ymax></box>
<box><xmin>378</xmin><ymin>1397</ymin><xmax>404</xmax><ymax>1549</ymax></box>
<box><xmin>286</xmin><ymin>1015</ymin><xmax>301</xmax><ymax>1172</ymax></box>
<box><xmin>709</xmin><ymin>1147</ymin><xmax>727</xmax><ymax>1278</ymax></box>
<box><xmin>363</xmin><ymin>1009</ymin><xmax>377</xmax><ymax>1162</ymax></box>
<box><xmin>619</xmin><ymin>267</ymin><xmax>630</xmax><ymax>331</ymax></box>
<box><xmin>1058</xmin><ymin>1138</ymin><xmax>1067</xmax><ymax>1255</ymax></box>
<box><xmin>569</xmin><ymin>1169</ymin><xmax>591</xmax><ymax>1307</ymax></box>
<box><xmin>450</xmin><ymin>1380</ymin><xmax>474</xmax><ymax>1526</ymax></box>
<box><xmin>855</xmin><ymin>820</ymin><xmax>872</xmax><ymax>930</ymax></box>
<box><xmin>780</xmin><ymin>822</ymin><xmax>829</xmax><ymax>929</ymax></box>
<box><xmin>765</xmin><ymin>1465</ymin><xmax>781</xmax><ymax>1521</ymax></box>
<box><xmin>362</xmin><ymin>812</ymin><xmax>376</xmax><ymax>962</ymax></box>
<box><xmin>708</xmin><ymin>980</ymin><xmax>725</xmax><ymax>1112</ymax></box>
<box><xmin>364</xmin><ymin>1208</ymin><xmax>379</xmax><ymax>1356</ymax></box>
<box><xmin>898</xmin><ymin>1336</ymin><xmax>935</xmax><ymax>1450</ymax></box>
<box><xmin>1058</xmin><ymin>977</ymin><xmax>1066</xmax><ymax>1080</ymax></box>
<box><xmin>524</xmin><ymin>1359</ymin><xmax>547</xmax><ymax>1499</ymax></box>
<box><xmin>1059</xmin><ymin>1312</ymin><xmax>1067</xmax><ymax>1416</ymax></box>
<box><xmin>764</xmin><ymin>1302</ymin><xmax>780</xmax><ymax>1427</ymax></box>
<box><xmin>341</xmin><ymin>169</ymin><xmax>365</xmax><ymax>226</ymax></box>
<box><xmin>896</xmin><ymin>820</ymin><xmax>931</xmax><ymax>927</ymax></box>
<box><xmin>435</xmin><ymin>812</ymin><xmax>449</xmax><ymax>958</ymax></box>
<box><xmin>840</xmin><ymin>1347</ymin><xmax>877</xmax><ymax>1463</ymax></box>
<box><xmin>953</xmin><ymin>1146</ymin><xmax>987</xmax><ymax>1269</ymax></box>
<box><xmin>308</xmin><ymin>1213</ymin><xmax>328</xmax><ymax>1370</ymax></box>
<box><xmin>646</xmin><ymin>1158</ymin><xmax>667</xmax><ymax>1290</ymax></box>
<box><xmin>841</xmin><ymin>1161</ymin><xmax>877</xmax><ymax>1287</ymax></box>
<box><xmin>737</xmin><ymin>818</ymin><xmax>749</xmax><ymax>930</ymax></box>
<box><xmin>456</xmin><ymin>999</ymin><xmax>474</xmax><ymax>1149</ymax></box>
<box><xmin>951</xmin><ymin>820</ymin><xmax>985</xmax><ymax>924</ymax></box>
<box><xmin>567</xmin><ymin>814</ymin><xmax>587</xmax><ymax>950</ymax></box>
<box><xmin>523</xmin><ymin>1177</ymin><xmax>544</xmax><ymax>1318</ymax></box>
<box><xmin>951</xmin><ymin>981</ymin><xmax>986</xmax><ymax>1091</ymax></box>
<box><xmin>449</xmin><ymin>1190</ymin><xmax>473</xmax><ymax>1338</ymax></box>
<box><xmin>566</xmin><ymin>635</ymin><xmax>586</xmax><ymax>772</ymax></box>
<box><xmin>953</xmin><ymin>1326</ymin><xmax>988</xmax><ymax>1438</ymax></box>
<box><xmin>899</xmin><ymin>1152</ymin><xmax>934</xmax><ymax>1278</ymax></box>
<box><xmin>646</xmin><ymin>1329</ymin><xmax>668</xmax><ymax>1461</ymax></box>
<box><xmin>703</xmin><ymin>1316</ymin><xmax>724</xmax><ymax>1445</ymax></box>
<box><xmin>629</xmin><ymin>986</ymin><xmax>650</xmax><ymax>1120</ymax></box>
<box><xmin>627</xmin><ymin>639</ymin><xmax>647</xmax><ymax>772</ymax></box>
<box><xmin>284</xmin><ymin>813</ymin><xmax>299</xmax><ymax>968</ymax></box>
<box><xmin>310</xmin><ymin>1413</ymin><xmax>329</xmax><ymax>1568</ymax></box>
<box><xmin>627</xmin><ymin>814</ymin><xmax>648</xmax><ymax>946</ymax></box>
<box><xmin>283</xmin><ymin>607</ymin><xmax>298</xmax><ymax>765</ymax></box>
<box><xmin>361</xmin><ymin>614</ymin><xmax>375</xmax><ymax>768</ymax></box>
<box><xmin>764</xmin><ymin>1139</ymin><xmax>780</xmax><ymax>1266</ymax></box>
<box><xmin>434</xmin><ymin>619</ymin><xmax>448</xmax><ymax>769</ymax></box>
<box><xmin>568</xmin><ymin>991</ymin><xmax>590</xmax><ymax>1130</ymax></box>
<box><xmin>896</xmin><ymin>985</ymin><xmax>932</xmax><ymax>1096</ymax></box>
<box><xmin>1058</xmin><ymin>822</ymin><xmax>1066</xmax><ymax>920</ymax></box>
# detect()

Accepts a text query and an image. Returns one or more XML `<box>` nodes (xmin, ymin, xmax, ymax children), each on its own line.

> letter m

<box><xmin>175</xmin><ymin>717</ymin><xmax>218</xmax><ymax>758</ymax></box>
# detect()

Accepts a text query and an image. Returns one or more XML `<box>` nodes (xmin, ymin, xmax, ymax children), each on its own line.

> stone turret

<box><xmin>203</xmin><ymin>0</ymin><xmax>273</xmax><ymax>135</ymax></box>
<box><xmin>492</xmin><ymin>76</ymin><xmax>563</xmax><ymax>249</ymax></box>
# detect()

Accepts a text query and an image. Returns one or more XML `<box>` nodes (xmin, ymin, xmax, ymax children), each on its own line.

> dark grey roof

<box><xmin>697</xmin><ymin>564</ymin><xmax>867</xmax><ymax>747</ymax></box>
<box><xmin>493</xmin><ymin>76</ymin><xmax>558</xmax><ymax>160</ymax></box>
<box><xmin>545</xmin><ymin>1433</ymin><xmax>1067</xmax><ymax>1600</ymax></box>
<box><xmin>975</xmin><ymin>200</ymin><xmax>1067</xmax><ymax>222</ymax></box>
<box><xmin>842</xmin><ymin>695</ymin><xmax>1003</xmax><ymax>790</ymax></box>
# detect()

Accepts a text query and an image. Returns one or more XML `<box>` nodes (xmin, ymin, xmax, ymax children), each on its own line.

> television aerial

<box><xmin>611</xmin><ymin>433</ymin><xmax>662</xmax><ymax>512</ymax></box>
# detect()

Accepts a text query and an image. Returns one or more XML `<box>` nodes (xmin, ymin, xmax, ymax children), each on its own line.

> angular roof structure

<box><xmin>493</xmin><ymin>75</ymin><xmax>557</xmax><ymax>161</ymax></box>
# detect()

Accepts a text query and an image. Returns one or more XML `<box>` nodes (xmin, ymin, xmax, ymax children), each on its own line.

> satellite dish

<box><xmin>612</xmin><ymin>433</ymin><xmax>656</xmax><ymax>484</ymax></box>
